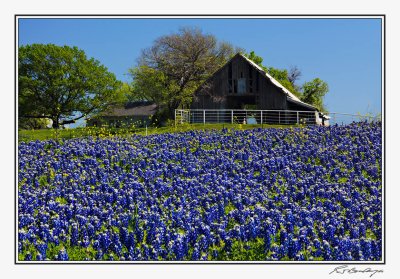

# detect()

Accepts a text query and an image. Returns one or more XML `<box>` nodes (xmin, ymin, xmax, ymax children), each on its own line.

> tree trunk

<box><xmin>52</xmin><ymin>117</ymin><xmax>60</xmax><ymax>129</ymax></box>
<box><xmin>168</xmin><ymin>100</ymin><xmax>181</xmax><ymax>120</ymax></box>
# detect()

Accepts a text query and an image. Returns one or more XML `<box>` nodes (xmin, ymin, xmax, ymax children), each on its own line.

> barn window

<box><xmin>238</xmin><ymin>78</ymin><xmax>246</xmax><ymax>94</ymax></box>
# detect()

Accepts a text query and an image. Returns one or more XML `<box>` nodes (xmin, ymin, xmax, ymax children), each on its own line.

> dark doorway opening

<box><xmin>227</xmin><ymin>95</ymin><xmax>257</xmax><ymax>109</ymax></box>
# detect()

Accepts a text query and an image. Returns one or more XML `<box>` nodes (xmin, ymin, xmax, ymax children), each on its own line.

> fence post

<box><xmin>203</xmin><ymin>110</ymin><xmax>205</xmax><ymax>125</ymax></box>
<box><xmin>175</xmin><ymin>110</ymin><xmax>177</xmax><ymax>128</ymax></box>
<box><xmin>231</xmin><ymin>110</ymin><xmax>233</xmax><ymax>124</ymax></box>
<box><xmin>296</xmin><ymin>111</ymin><xmax>299</xmax><ymax>125</ymax></box>
<box><xmin>279</xmin><ymin>111</ymin><xmax>281</xmax><ymax>124</ymax></box>
<box><xmin>261</xmin><ymin>111</ymin><xmax>263</xmax><ymax>125</ymax></box>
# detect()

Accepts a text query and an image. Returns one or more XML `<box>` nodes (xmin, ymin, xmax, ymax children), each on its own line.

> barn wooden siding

<box><xmin>192</xmin><ymin>54</ymin><xmax>288</xmax><ymax>110</ymax></box>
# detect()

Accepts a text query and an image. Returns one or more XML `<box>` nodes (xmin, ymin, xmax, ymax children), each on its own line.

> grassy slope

<box><xmin>18</xmin><ymin>123</ymin><xmax>299</xmax><ymax>142</ymax></box>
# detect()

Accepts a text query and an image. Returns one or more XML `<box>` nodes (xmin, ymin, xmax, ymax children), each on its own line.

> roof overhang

<box><xmin>287</xmin><ymin>97</ymin><xmax>318</xmax><ymax>111</ymax></box>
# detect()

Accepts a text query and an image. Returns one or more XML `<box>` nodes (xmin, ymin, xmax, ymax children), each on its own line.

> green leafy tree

<box><xmin>18</xmin><ymin>118</ymin><xmax>51</xmax><ymax>130</ymax></box>
<box><xmin>116</xmin><ymin>82</ymin><xmax>135</xmax><ymax>103</ymax></box>
<box><xmin>267</xmin><ymin>67</ymin><xmax>301</xmax><ymax>97</ymax></box>
<box><xmin>245</xmin><ymin>50</ymin><xmax>329</xmax><ymax>107</ymax></box>
<box><xmin>19</xmin><ymin>44</ymin><xmax>122</xmax><ymax>128</ymax></box>
<box><xmin>129</xmin><ymin>65</ymin><xmax>173</xmax><ymax>104</ymax></box>
<box><xmin>131</xmin><ymin>27</ymin><xmax>239</xmax><ymax>120</ymax></box>
<box><xmin>246</xmin><ymin>51</ymin><xmax>265</xmax><ymax>69</ymax></box>
<box><xmin>301</xmin><ymin>78</ymin><xmax>329</xmax><ymax>112</ymax></box>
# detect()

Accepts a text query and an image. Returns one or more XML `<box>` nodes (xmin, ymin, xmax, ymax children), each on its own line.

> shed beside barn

<box><xmin>86</xmin><ymin>101</ymin><xmax>157</xmax><ymax>128</ymax></box>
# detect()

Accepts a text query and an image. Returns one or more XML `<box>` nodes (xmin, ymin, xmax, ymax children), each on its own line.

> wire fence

<box><xmin>175</xmin><ymin>109</ymin><xmax>381</xmax><ymax>126</ymax></box>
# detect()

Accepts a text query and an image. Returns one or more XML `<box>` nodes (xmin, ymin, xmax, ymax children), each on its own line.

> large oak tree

<box><xmin>19</xmin><ymin>44</ymin><xmax>122</xmax><ymax>128</ymax></box>
<box><xmin>130</xmin><ymin>27</ymin><xmax>241</xmax><ymax>120</ymax></box>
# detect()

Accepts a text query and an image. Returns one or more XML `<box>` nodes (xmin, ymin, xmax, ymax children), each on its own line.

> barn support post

<box><xmin>297</xmin><ymin>111</ymin><xmax>299</xmax><ymax>125</ymax></box>
<box><xmin>231</xmin><ymin>110</ymin><xmax>233</xmax><ymax>124</ymax></box>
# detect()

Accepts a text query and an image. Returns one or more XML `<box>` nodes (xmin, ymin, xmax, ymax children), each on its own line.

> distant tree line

<box><xmin>18</xmin><ymin>27</ymin><xmax>328</xmax><ymax>129</ymax></box>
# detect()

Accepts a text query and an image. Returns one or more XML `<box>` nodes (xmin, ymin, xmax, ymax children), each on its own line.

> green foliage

<box><xmin>267</xmin><ymin>67</ymin><xmax>289</xmax><ymax>82</ymax></box>
<box><xmin>128</xmin><ymin>65</ymin><xmax>196</xmax><ymax>124</ymax></box>
<box><xmin>338</xmin><ymin>177</ymin><xmax>348</xmax><ymax>184</ymax></box>
<box><xmin>267</xmin><ymin>67</ymin><xmax>301</xmax><ymax>98</ymax></box>
<box><xmin>245</xmin><ymin>50</ymin><xmax>329</xmax><ymax>110</ymax></box>
<box><xmin>301</xmin><ymin>78</ymin><xmax>329</xmax><ymax>112</ymax></box>
<box><xmin>366</xmin><ymin>229</ymin><xmax>377</xmax><ymax>240</ymax></box>
<box><xmin>130</xmin><ymin>27</ymin><xmax>238</xmax><ymax>121</ymax></box>
<box><xmin>129</xmin><ymin>65</ymin><xmax>172</xmax><ymax>105</ymax></box>
<box><xmin>18</xmin><ymin>117</ymin><xmax>51</xmax><ymax>130</ymax></box>
<box><xmin>18</xmin><ymin>123</ymin><xmax>299</xmax><ymax>142</ymax></box>
<box><xmin>38</xmin><ymin>175</ymin><xmax>48</xmax><ymax>187</ymax></box>
<box><xmin>224</xmin><ymin>202</ymin><xmax>236</xmax><ymax>214</ymax></box>
<box><xmin>55</xmin><ymin>197</ymin><xmax>67</xmax><ymax>204</ymax></box>
<box><xmin>116</xmin><ymin>82</ymin><xmax>134</xmax><ymax>103</ymax></box>
<box><xmin>19</xmin><ymin>44</ymin><xmax>123</xmax><ymax>128</ymax></box>
<box><xmin>246</xmin><ymin>51</ymin><xmax>265</xmax><ymax>68</ymax></box>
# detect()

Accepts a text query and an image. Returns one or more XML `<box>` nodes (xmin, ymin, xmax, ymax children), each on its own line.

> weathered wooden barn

<box><xmin>191</xmin><ymin>53</ymin><xmax>317</xmax><ymax>112</ymax></box>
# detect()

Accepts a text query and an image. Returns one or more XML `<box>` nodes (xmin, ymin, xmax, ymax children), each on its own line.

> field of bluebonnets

<box><xmin>18</xmin><ymin>122</ymin><xmax>382</xmax><ymax>261</ymax></box>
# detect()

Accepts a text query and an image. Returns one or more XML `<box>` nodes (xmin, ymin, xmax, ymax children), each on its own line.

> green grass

<box><xmin>224</xmin><ymin>202</ymin><xmax>236</xmax><ymax>215</ymax></box>
<box><xmin>18</xmin><ymin>127</ymin><xmax>136</xmax><ymax>142</ymax></box>
<box><xmin>338</xmin><ymin>177</ymin><xmax>348</xmax><ymax>184</ymax></box>
<box><xmin>18</xmin><ymin>233</ymin><xmax>322</xmax><ymax>261</ymax></box>
<box><xmin>18</xmin><ymin>123</ymin><xmax>300</xmax><ymax>142</ymax></box>
<box><xmin>55</xmin><ymin>197</ymin><xmax>67</xmax><ymax>205</ymax></box>
<box><xmin>366</xmin><ymin>229</ymin><xmax>377</xmax><ymax>240</ymax></box>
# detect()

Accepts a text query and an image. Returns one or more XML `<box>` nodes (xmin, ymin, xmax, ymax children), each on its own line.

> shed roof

<box><xmin>99</xmin><ymin>101</ymin><xmax>157</xmax><ymax>117</ymax></box>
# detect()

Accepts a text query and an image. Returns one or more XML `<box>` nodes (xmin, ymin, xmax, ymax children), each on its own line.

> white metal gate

<box><xmin>175</xmin><ymin>109</ymin><xmax>380</xmax><ymax>126</ymax></box>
